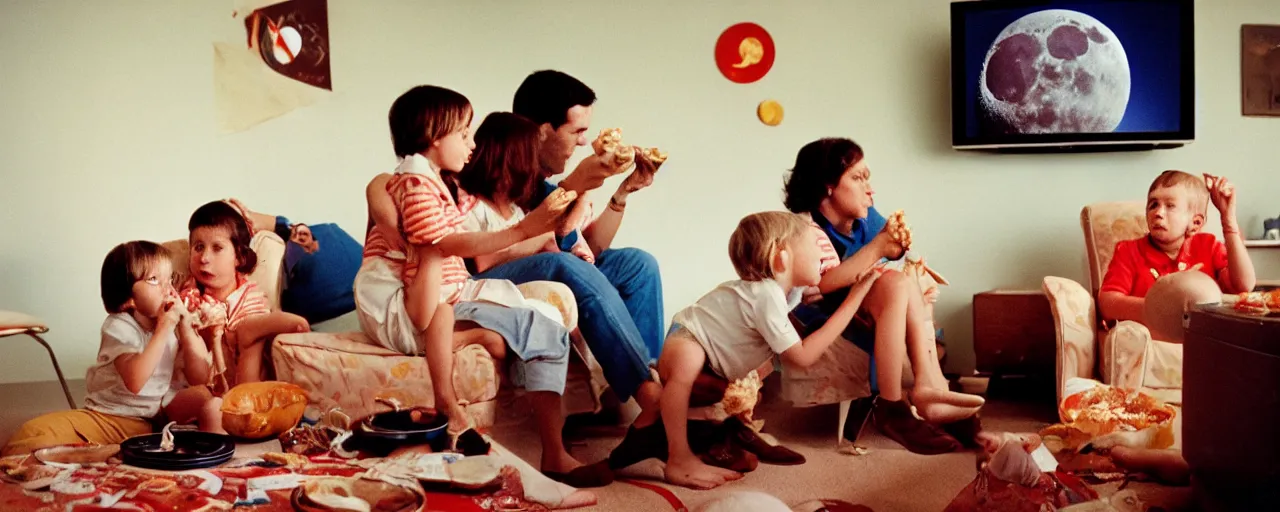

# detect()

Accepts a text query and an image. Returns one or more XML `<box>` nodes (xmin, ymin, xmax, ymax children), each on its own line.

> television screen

<box><xmin>951</xmin><ymin>0</ymin><xmax>1195</xmax><ymax>150</ymax></box>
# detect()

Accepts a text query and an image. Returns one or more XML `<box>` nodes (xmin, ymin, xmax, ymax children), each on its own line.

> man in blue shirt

<box><xmin>470</xmin><ymin>70</ymin><xmax>665</xmax><ymax>379</ymax></box>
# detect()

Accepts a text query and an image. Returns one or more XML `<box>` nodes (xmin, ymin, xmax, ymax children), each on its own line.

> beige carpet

<box><xmin>1</xmin><ymin>378</ymin><xmax>1192</xmax><ymax>511</ymax></box>
<box><xmin>486</xmin><ymin>378</ymin><xmax>1193</xmax><ymax>512</ymax></box>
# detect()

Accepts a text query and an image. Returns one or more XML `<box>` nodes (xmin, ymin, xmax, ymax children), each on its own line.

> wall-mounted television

<box><xmin>951</xmin><ymin>0</ymin><xmax>1195</xmax><ymax>151</ymax></box>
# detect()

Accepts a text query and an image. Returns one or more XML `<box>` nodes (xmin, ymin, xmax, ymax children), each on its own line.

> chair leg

<box><xmin>27</xmin><ymin>332</ymin><xmax>76</xmax><ymax>409</ymax></box>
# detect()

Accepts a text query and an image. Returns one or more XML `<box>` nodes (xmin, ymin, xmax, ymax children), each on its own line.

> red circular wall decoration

<box><xmin>715</xmin><ymin>22</ymin><xmax>775</xmax><ymax>84</ymax></box>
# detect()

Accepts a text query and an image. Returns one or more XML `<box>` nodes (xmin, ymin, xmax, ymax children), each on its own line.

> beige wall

<box><xmin>2</xmin><ymin>0</ymin><xmax>1278</xmax><ymax>383</ymax></box>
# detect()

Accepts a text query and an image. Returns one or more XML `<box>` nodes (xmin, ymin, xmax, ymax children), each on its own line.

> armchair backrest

<box><xmin>161</xmin><ymin>231</ymin><xmax>286</xmax><ymax>310</ymax></box>
<box><xmin>1080</xmin><ymin>201</ymin><xmax>1147</xmax><ymax>297</ymax></box>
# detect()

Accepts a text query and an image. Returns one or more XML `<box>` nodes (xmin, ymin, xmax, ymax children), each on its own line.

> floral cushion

<box><xmin>1042</xmin><ymin>276</ymin><xmax>1098</xmax><ymax>405</ymax></box>
<box><xmin>272</xmin><ymin>331</ymin><xmax>500</xmax><ymax>427</ymax></box>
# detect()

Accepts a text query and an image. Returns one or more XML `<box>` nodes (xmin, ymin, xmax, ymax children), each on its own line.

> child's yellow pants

<box><xmin>2</xmin><ymin>409</ymin><xmax>151</xmax><ymax>456</ymax></box>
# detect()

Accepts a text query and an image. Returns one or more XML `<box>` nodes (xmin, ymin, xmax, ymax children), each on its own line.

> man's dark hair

<box><xmin>512</xmin><ymin>70</ymin><xmax>596</xmax><ymax>128</ymax></box>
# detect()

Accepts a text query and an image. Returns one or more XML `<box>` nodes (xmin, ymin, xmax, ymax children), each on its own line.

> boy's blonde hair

<box><xmin>729</xmin><ymin>211</ymin><xmax>810</xmax><ymax>281</ymax></box>
<box><xmin>1148</xmin><ymin>170</ymin><xmax>1209</xmax><ymax>215</ymax></box>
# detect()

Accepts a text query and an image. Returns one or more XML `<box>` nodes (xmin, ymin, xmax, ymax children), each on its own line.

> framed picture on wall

<box><xmin>1242</xmin><ymin>24</ymin><xmax>1280</xmax><ymax>117</ymax></box>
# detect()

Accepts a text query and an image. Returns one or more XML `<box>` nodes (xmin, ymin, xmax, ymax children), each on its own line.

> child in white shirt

<box><xmin>608</xmin><ymin>211</ymin><xmax>884</xmax><ymax>489</ymax></box>
<box><xmin>3</xmin><ymin>241</ymin><xmax>222</xmax><ymax>456</ymax></box>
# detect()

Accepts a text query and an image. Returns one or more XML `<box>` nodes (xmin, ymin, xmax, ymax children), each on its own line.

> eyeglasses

<box><xmin>139</xmin><ymin>274</ymin><xmax>181</xmax><ymax>288</ymax></box>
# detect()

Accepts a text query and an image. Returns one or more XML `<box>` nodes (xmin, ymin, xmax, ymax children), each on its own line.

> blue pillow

<box><xmin>278</xmin><ymin>221</ymin><xmax>362</xmax><ymax>324</ymax></box>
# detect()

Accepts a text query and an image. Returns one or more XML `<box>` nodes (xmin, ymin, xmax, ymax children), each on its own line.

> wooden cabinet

<box><xmin>972</xmin><ymin>290</ymin><xmax>1057</xmax><ymax>377</ymax></box>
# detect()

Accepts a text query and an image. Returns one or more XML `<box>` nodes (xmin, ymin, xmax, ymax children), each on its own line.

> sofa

<box><xmin>164</xmin><ymin>231</ymin><xmax>609</xmax><ymax>430</ymax></box>
<box><xmin>1042</xmin><ymin>201</ymin><xmax>1183</xmax><ymax>407</ymax></box>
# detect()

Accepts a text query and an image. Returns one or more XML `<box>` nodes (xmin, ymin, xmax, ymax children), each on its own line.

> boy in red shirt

<box><xmin>1099</xmin><ymin>170</ymin><xmax>1257</xmax><ymax>331</ymax></box>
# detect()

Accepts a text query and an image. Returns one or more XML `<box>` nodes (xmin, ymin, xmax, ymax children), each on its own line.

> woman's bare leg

<box><xmin>898</xmin><ymin>274</ymin><xmax>984</xmax><ymax>421</ymax></box>
<box><xmin>862</xmin><ymin>272</ymin><xmax>910</xmax><ymax>402</ymax></box>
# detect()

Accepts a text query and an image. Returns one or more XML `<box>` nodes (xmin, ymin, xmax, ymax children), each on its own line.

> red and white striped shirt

<box><xmin>179</xmin><ymin>274</ymin><xmax>269</xmax><ymax>332</ymax></box>
<box><xmin>363</xmin><ymin>156</ymin><xmax>477</xmax><ymax>303</ymax></box>
<box><xmin>807</xmin><ymin>216</ymin><xmax>842</xmax><ymax>275</ymax></box>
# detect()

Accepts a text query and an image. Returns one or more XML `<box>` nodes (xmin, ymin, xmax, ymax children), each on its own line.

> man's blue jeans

<box><xmin>474</xmin><ymin>249</ymin><xmax>663</xmax><ymax>402</ymax></box>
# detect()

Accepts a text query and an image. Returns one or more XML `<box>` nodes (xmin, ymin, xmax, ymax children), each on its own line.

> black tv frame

<box><xmin>950</xmin><ymin>0</ymin><xmax>1196</xmax><ymax>152</ymax></box>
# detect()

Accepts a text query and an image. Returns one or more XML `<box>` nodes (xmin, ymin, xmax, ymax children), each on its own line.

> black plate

<box><xmin>366</xmin><ymin>408</ymin><xmax>448</xmax><ymax>435</ymax></box>
<box><xmin>120</xmin><ymin>431</ymin><xmax>235</xmax><ymax>470</ymax></box>
<box><xmin>349</xmin><ymin>409</ymin><xmax>449</xmax><ymax>456</ymax></box>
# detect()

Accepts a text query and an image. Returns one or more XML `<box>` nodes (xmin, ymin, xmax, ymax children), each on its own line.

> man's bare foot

<box><xmin>542</xmin><ymin>450</ymin><xmax>584</xmax><ymax>475</ymax></box>
<box><xmin>543</xmin><ymin>454</ymin><xmax>614</xmax><ymax>488</ymax></box>
<box><xmin>911</xmin><ymin>387</ymin><xmax>985</xmax><ymax>408</ymax></box>
<box><xmin>664</xmin><ymin>456</ymin><xmax>743</xmax><ymax>489</ymax></box>
<box><xmin>916</xmin><ymin>402</ymin><xmax>981</xmax><ymax>423</ymax></box>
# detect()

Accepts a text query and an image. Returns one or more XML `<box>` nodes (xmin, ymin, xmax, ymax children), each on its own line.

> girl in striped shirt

<box><xmin>182</xmin><ymin>201</ymin><xmax>309</xmax><ymax>392</ymax></box>
<box><xmin>354</xmin><ymin>86</ymin><xmax>611</xmax><ymax>487</ymax></box>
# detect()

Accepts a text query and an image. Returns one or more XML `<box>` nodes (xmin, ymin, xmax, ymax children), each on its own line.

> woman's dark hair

<box><xmin>457</xmin><ymin>112</ymin><xmax>544</xmax><ymax>209</ymax></box>
<box><xmin>782</xmin><ymin>138</ymin><xmax>865</xmax><ymax>214</ymax></box>
<box><xmin>388</xmin><ymin>85</ymin><xmax>472</xmax><ymax>157</ymax></box>
<box><xmin>188</xmin><ymin>200</ymin><xmax>257</xmax><ymax>275</ymax></box>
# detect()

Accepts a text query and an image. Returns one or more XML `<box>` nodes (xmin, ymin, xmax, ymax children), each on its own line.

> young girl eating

<box><xmin>355</xmin><ymin>85</ymin><xmax>608</xmax><ymax>487</ymax></box>
<box><xmin>455</xmin><ymin>111</ymin><xmax>661</xmax><ymax>430</ymax></box>
<box><xmin>182</xmin><ymin>200</ymin><xmax>309</xmax><ymax>390</ymax></box>
<box><xmin>3</xmin><ymin>242</ymin><xmax>222</xmax><ymax>455</ymax></box>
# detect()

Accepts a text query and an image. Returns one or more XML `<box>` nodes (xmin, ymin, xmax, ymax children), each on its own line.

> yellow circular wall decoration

<box><xmin>757</xmin><ymin>99</ymin><xmax>784</xmax><ymax>126</ymax></box>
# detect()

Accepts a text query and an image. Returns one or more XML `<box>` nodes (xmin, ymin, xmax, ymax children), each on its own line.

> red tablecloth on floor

<box><xmin>0</xmin><ymin>459</ymin><xmax>532</xmax><ymax>511</ymax></box>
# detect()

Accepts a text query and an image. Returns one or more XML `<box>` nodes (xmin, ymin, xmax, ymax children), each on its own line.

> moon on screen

<box><xmin>979</xmin><ymin>9</ymin><xmax>1130</xmax><ymax>134</ymax></box>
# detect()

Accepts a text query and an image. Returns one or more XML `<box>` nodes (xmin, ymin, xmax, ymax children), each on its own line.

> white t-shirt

<box><xmin>462</xmin><ymin>199</ymin><xmax>524</xmax><ymax>233</ymax></box>
<box><xmin>83</xmin><ymin>313</ymin><xmax>178</xmax><ymax>419</ymax></box>
<box><xmin>671</xmin><ymin>279</ymin><xmax>805</xmax><ymax>381</ymax></box>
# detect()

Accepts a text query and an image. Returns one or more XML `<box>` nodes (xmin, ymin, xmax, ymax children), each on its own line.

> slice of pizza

<box><xmin>635</xmin><ymin>146</ymin><xmax>669</xmax><ymax>173</ymax></box>
<box><xmin>720</xmin><ymin>370</ymin><xmax>763</xmax><ymax>421</ymax></box>
<box><xmin>885</xmin><ymin>209</ymin><xmax>912</xmax><ymax>251</ymax></box>
<box><xmin>590</xmin><ymin>127</ymin><xmax>635</xmax><ymax>172</ymax></box>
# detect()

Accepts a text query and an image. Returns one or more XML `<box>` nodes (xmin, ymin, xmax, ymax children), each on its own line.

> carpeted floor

<box><xmin>485</xmin><ymin>377</ymin><xmax>1194</xmax><ymax>512</ymax></box>
<box><xmin>1</xmin><ymin>377</ymin><xmax>1194</xmax><ymax>511</ymax></box>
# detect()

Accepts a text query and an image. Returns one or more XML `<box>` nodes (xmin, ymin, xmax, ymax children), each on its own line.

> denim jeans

<box><xmin>474</xmin><ymin>249</ymin><xmax>664</xmax><ymax>401</ymax></box>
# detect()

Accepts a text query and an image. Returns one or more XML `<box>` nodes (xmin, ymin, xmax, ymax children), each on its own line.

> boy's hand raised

<box><xmin>1203</xmin><ymin>173</ymin><xmax>1237</xmax><ymax>223</ymax></box>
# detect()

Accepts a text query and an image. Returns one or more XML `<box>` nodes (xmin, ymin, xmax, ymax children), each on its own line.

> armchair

<box><xmin>1042</xmin><ymin>201</ymin><xmax>1183</xmax><ymax>409</ymax></box>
